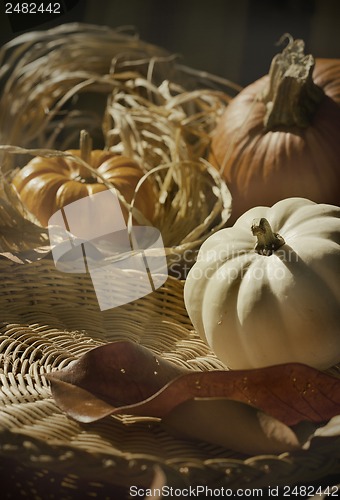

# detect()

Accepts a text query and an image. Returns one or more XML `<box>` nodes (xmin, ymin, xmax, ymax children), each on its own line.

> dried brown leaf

<box><xmin>48</xmin><ymin>341</ymin><xmax>340</xmax><ymax>426</ymax></box>
<box><xmin>47</xmin><ymin>341</ymin><xmax>188</xmax><ymax>422</ymax></box>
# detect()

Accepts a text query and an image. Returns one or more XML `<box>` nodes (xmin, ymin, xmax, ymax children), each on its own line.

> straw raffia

<box><xmin>0</xmin><ymin>23</ymin><xmax>233</xmax><ymax>270</ymax></box>
<box><xmin>0</xmin><ymin>23</ymin><xmax>238</xmax><ymax>158</ymax></box>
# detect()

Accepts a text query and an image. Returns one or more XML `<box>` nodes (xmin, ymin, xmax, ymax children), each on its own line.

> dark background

<box><xmin>1</xmin><ymin>0</ymin><xmax>339</xmax><ymax>87</ymax></box>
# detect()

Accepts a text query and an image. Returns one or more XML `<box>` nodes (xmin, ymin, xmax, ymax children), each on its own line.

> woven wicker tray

<box><xmin>0</xmin><ymin>253</ymin><xmax>340</xmax><ymax>498</ymax></box>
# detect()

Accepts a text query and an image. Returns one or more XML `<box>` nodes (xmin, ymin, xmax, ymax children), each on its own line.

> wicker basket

<box><xmin>0</xmin><ymin>23</ymin><xmax>234</xmax><ymax>277</ymax></box>
<box><xmin>0</xmin><ymin>252</ymin><xmax>340</xmax><ymax>499</ymax></box>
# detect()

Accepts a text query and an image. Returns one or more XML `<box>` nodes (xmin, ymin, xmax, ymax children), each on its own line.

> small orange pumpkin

<box><xmin>12</xmin><ymin>132</ymin><xmax>156</xmax><ymax>227</ymax></box>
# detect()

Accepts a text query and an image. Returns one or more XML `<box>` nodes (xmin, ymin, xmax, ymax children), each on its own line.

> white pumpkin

<box><xmin>184</xmin><ymin>198</ymin><xmax>340</xmax><ymax>370</ymax></box>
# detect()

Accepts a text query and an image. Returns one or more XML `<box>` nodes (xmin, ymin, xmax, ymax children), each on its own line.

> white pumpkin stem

<box><xmin>261</xmin><ymin>35</ymin><xmax>325</xmax><ymax>130</ymax></box>
<box><xmin>251</xmin><ymin>218</ymin><xmax>285</xmax><ymax>256</ymax></box>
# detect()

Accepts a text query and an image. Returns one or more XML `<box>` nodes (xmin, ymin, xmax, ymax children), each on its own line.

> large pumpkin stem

<box><xmin>261</xmin><ymin>35</ymin><xmax>325</xmax><ymax>130</ymax></box>
<box><xmin>251</xmin><ymin>218</ymin><xmax>285</xmax><ymax>256</ymax></box>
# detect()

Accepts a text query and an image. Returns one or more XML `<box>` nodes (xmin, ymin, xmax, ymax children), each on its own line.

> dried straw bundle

<box><xmin>0</xmin><ymin>22</ymin><xmax>238</xmax><ymax>157</ymax></box>
<box><xmin>0</xmin><ymin>146</ymin><xmax>231</xmax><ymax>273</ymax></box>
<box><xmin>0</xmin><ymin>23</ymin><xmax>174</xmax><ymax>153</ymax></box>
<box><xmin>104</xmin><ymin>76</ymin><xmax>232</xmax><ymax>163</ymax></box>
<box><xmin>0</xmin><ymin>22</ymin><xmax>235</xmax><ymax>269</ymax></box>
<box><xmin>0</xmin><ymin>173</ymin><xmax>48</xmax><ymax>254</ymax></box>
<box><xmin>102</xmin><ymin>69</ymin><xmax>234</xmax><ymax>261</ymax></box>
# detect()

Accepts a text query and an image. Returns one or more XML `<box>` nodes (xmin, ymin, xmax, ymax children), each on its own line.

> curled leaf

<box><xmin>47</xmin><ymin>340</ymin><xmax>188</xmax><ymax>423</ymax></box>
<box><xmin>48</xmin><ymin>341</ymin><xmax>340</xmax><ymax>427</ymax></box>
<box><xmin>163</xmin><ymin>398</ymin><xmax>301</xmax><ymax>455</ymax></box>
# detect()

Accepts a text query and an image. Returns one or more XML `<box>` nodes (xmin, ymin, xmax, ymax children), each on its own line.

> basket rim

<box><xmin>0</xmin><ymin>425</ymin><xmax>339</xmax><ymax>490</ymax></box>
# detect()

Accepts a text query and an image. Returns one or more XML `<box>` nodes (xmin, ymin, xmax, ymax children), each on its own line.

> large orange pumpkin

<box><xmin>12</xmin><ymin>132</ymin><xmax>156</xmax><ymax>227</ymax></box>
<box><xmin>209</xmin><ymin>38</ymin><xmax>340</xmax><ymax>223</ymax></box>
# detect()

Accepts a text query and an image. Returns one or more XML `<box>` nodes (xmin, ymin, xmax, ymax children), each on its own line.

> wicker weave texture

<box><xmin>0</xmin><ymin>256</ymin><xmax>340</xmax><ymax>496</ymax></box>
